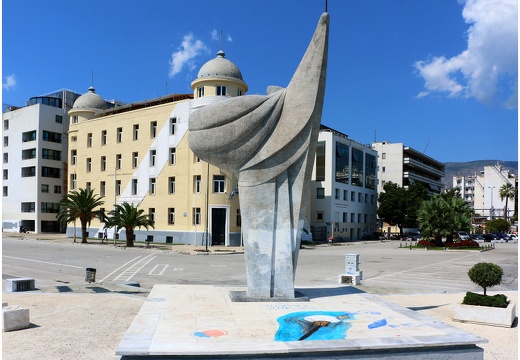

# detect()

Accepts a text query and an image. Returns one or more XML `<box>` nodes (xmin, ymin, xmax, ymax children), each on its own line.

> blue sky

<box><xmin>2</xmin><ymin>0</ymin><xmax>518</xmax><ymax>162</ymax></box>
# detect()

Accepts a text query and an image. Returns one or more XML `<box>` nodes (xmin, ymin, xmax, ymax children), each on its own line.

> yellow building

<box><xmin>67</xmin><ymin>50</ymin><xmax>248</xmax><ymax>245</ymax></box>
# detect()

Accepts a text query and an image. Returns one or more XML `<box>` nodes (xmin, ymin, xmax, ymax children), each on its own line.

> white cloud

<box><xmin>168</xmin><ymin>34</ymin><xmax>209</xmax><ymax>78</ymax></box>
<box><xmin>2</xmin><ymin>74</ymin><xmax>16</xmax><ymax>90</ymax></box>
<box><xmin>414</xmin><ymin>0</ymin><xmax>517</xmax><ymax>108</ymax></box>
<box><xmin>211</xmin><ymin>29</ymin><xmax>218</xmax><ymax>41</ymax></box>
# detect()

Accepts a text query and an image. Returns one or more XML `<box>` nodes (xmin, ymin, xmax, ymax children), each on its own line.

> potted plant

<box><xmin>454</xmin><ymin>262</ymin><xmax>516</xmax><ymax>327</ymax></box>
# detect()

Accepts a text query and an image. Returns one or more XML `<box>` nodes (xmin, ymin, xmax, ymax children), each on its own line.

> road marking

<box><xmin>99</xmin><ymin>255</ymin><xmax>143</xmax><ymax>282</ymax></box>
<box><xmin>210</xmin><ymin>265</ymin><xmax>226</xmax><ymax>267</ymax></box>
<box><xmin>172</xmin><ymin>268</ymin><xmax>184</xmax><ymax>271</ymax></box>
<box><xmin>148</xmin><ymin>264</ymin><xmax>169</xmax><ymax>276</ymax></box>
<box><xmin>2</xmin><ymin>256</ymin><xmax>82</xmax><ymax>269</ymax></box>
<box><xmin>113</xmin><ymin>253</ymin><xmax>158</xmax><ymax>281</ymax></box>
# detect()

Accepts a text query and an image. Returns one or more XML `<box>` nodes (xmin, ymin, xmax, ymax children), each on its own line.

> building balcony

<box><xmin>403</xmin><ymin>157</ymin><xmax>444</xmax><ymax>178</ymax></box>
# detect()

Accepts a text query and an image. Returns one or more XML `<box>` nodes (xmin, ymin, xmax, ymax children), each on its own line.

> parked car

<box><xmin>470</xmin><ymin>234</ymin><xmax>484</xmax><ymax>240</ymax></box>
<box><xmin>495</xmin><ymin>232</ymin><xmax>510</xmax><ymax>242</ymax></box>
<box><xmin>482</xmin><ymin>233</ymin><xmax>497</xmax><ymax>242</ymax></box>
<box><xmin>458</xmin><ymin>231</ymin><xmax>471</xmax><ymax>240</ymax></box>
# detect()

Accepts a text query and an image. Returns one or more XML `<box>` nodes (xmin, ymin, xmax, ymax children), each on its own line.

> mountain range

<box><xmin>443</xmin><ymin>160</ymin><xmax>518</xmax><ymax>189</ymax></box>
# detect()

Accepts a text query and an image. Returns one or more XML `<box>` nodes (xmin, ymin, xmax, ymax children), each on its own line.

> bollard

<box><xmin>85</xmin><ymin>268</ymin><xmax>96</xmax><ymax>283</ymax></box>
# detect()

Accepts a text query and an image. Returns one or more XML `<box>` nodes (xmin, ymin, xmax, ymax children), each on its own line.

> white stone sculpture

<box><xmin>189</xmin><ymin>12</ymin><xmax>329</xmax><ymax>299</ymax></box>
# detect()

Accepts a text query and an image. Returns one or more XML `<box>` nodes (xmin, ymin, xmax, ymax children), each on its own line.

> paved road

<box><xmin>2</xmin><ymin>236</ymin><xmax>517</xmax><ymax>295</ymax></box>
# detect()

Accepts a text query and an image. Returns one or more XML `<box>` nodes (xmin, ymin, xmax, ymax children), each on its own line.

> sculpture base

<box><xmin>117</xmin><ymin>285</ymin><xmax>486</xmax><ymax>359</ymax></box>
<box><xmin>229</xmin><ymin>290</ymin><xmax>309</xmax><ymax>302</ymax></box>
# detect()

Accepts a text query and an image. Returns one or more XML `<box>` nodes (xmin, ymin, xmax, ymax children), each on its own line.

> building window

<box><xmin>169</xmin><ymin>176</ymin><xmax>175</xmax><ymax>194</ymax></box>
<box><xmin>195</xmin><ymin>156</ymin><xmax>201</xmax><ymax>163</ymax></box>
<box><xmin>364</xmin><ymin>214</ymin><xmax>368</xmax><ymax>223</ymax></box>
<box><xmin>41</xmin><ymin>202</ymin><xmax>60</xmax><ymax>214</ymax></box>
<box><xmin>168</xmin><ymin>208</ymin><xmax>175</xmax><ymax>225</ymax></box>
<box><xmin>169</xmin><ymin>147</ymin><xmax>176</xmax><ymax>165</ymax></box>
<box><xmin>237</xmin><ymin>89</ymin><xmax>242</xmax><ymax>96</ymax></box>
<box><xmin>170</xmin><ymin>117</ymin><xmax>177</xmax><ymax>135</ymax></box>
<box><xmin>365</xmin><ymin>153</ymin><xmax>377</xmax><ymax>190</ymax></box>
<box><xmin>149</xmin><ymin>178</ymin><xmax>156</xmax><ymax>195</ymax></box>
<box><xmin>87</xmin><ymin>133</ymin><xmax>92</xmax><ymax>147</ymax></box>
<box><xmin>343</xmin><ymin>190</ymin><xmax>348</xmax><ymax>201</ymax></box>
<box><xmin>116</xmin><ymin>154</ymin><xmax>122</xmax><ymax>170</ymax></box>
<box><xmin>116</xmin><ymin>180</ymin><xmax>121</xmax><ymax>195</ymax></box>
<box><xmin>21</xmin><ymin>166</ymin><xmax>36</xmax><ymax>177</ymax></box>
<box><xmin>315</xmin><ymin>141</ymin><xmax>325</xmax><ymax>181</ymax></box>
<box><xmin>4</xmin><ymin>119</ymin><xmax>9</xmax><ymax>130</ymax></box>
<box><xmin>236</xmin><ymin>209</ymin><xmax>241</xmax><ymax>227</ymax></box>
<box><xmin>133</xmin><ymin>124</ymin><xmax>139</xmax><ymax>140</ymax></box>
<box><xmin>197</xmin><ymin>87</ymin><xmax>204</xmax><ymax>97</ymax></box>
<box><xmin>343</xmin><ymin>212</ymin><xmax>348</xmax><ymax>222</ymax></box>
<box><xmin>216</xmin><ymin>85</ymin><xmax>227</xmax><ymax>96</ymax></box>
<box><xmin>213</xmin><ymin>175</ymin><xmax>225</xmax><ymax>193</ymax></box>
<box><xmin>22</xmin><ymin>130</ymin><xmax>36</xmax><ymax>142</ymax></box>
<box><xmin>42</xmin><ymin>148</ymin><xmax>61</xmax><ymax>161</ymax></box>
<box><xmin>3</xmin><ymin>136</ymin><xmax>8</xmax><ymax>147</ymax></box>
<box><xmin>117</xmin><ymin>127</ymin><xmax>123</xmax><ymax>143</ymax></box>
<box><xmin>132</xmin><ymin>179</ymin><xmax>138</xmax><ymax>195</ymax></box>
<box><xmin>358</xmin><ymin>213</ymin><xmax>362</xmax><ymax>223</ymax></box>
<box><xmin>21</xmin><ymin>202</ymin><xmax>35</xmax><ymax>213</ymax></box>
<box><xmin>316</xmin><ymin>212</ymin><xmax>324</xmax><ymax>222</ymax></box>
<box><xmin>22</xmin><ymin>148</ymin><xmax>36</xmax><ymax>160</ymax></box>
<box><xmin>41</xmin><ymin>184</ymin><xmax>49</xmax><ymax>193</ymax></box>
<box><xmin>71</xmin><ymin>173</ymin><xmax>77</xmax><ymax>190</ymax></box>
<box><xmin>3</xmin><ymin>169</ymin><xmax>8</xmax><ymax>180</ymax></box>
<box><xmin>365</xmin><ymin>194</ymin><xmax>369</xmax><ymax>203</ymax></box>
<box><xmin>41</xmin><ymin>166</ymin><xmax>60</xmax><ymax>178</ymax></box>
<box><xmin>335</xmin><ymin>143</ymin><xmax>349</xmax><ymax>184</ymax></box>
<box><xmin>86</xmin><ymin>158</ymin><xmax>92</xmax><ymax>172</ymax></box>
<box><xmin>193</xmin><ymin>207</ymin><xmax>201</xmax><ymax>225</ymax></box>
<box><xmin>72</xmin><ymin>115</ymin><xmax>78</xmax><ymax>124</ymax></box>
<box><xmin>133</xmin><ymin>152</ymin><xmax>138</xmax><ymax>168</ymax></box>
<box><xmin>55</xmin><ymin>115</ymin><xmax>63</xmax><ymax>123</ymax></box>
<box><xmin>54</xmin><ymin>185</ymin><xmax>61</xmax><ymax>194</ymax></box>
<box><xmin>358</xmin><ymin>192</ymin><xmax>363</xmax><ymax>202</ymax></box>
<box><xmin>86</xmin><ymin>182</ymin><xmax>92</xmax><ymax>193</ymax></box>
<box><xmin>3</xmin><ymin>153</ymin><xmax>7</xmax><ymax>163</ymax></box>
<box><xmin>150</xmin><ymin>121</ymin><xmax>157</xmax><ymax>138</ymax></box>
<box><xmin>101</xmin><ymin>130</ymin><xmax>107</xmax><ymax>145</ymax></box>
<box><xmin>71</xmin><ymin>136</ymin><xmax>77</xmax><ymax>142</ymax></box>
<box><xmin>382</xmin><ymin>166</ymin><xmax>386</xmax><ymax>173</ymax></box>
<box><xmin>43</xmin><ymin>130</ymin><xmax>61</xmax><ymax>143</ymax></box>
<box><xmin>351</xmin><ymin>148</ymin><xmax>363</xmax><ymax>187</ymax></box>
<box><xmin>71</xmin><ymin>150</ymin><xmax>77</xmax><ymax>165</ymax></box>
<box><xmin>351</xmin><ymin>191</ymin><xmax>355</xmax><ymax>202</ymax></box>
<box><xmin>351</xmin><ymin>213</ymin><xmax>355</xmax><ymax>223</ymax></box>
<box><xmin>150</xmin><ymin>150</ymin><xmax>156</xmax><ymax>166</ymax></box>
<box><xmin>335</xmin><ymin>188</ymin><xmax>340</xmax><ymax>200</ymax></box>
<box><xmin>382</xmin><ymin>153</ymin><xmax>386</xmax><ymax>159</ymax></box>
<box><xmin>101</xmin><ymin>156</ymin><xmax>106</xmax><ymax>171</ymax></box>
<box><xmin>3</xmin><ymin>186</ymin><xmax>7</xmax><ymax>197</ymax></box>
<box><xmin>316</xmin><ymin>187</ymin><xmax>325</xmax><ymax>199</ymax></box>
<box><xmin>149</xmin><ymin>208</ymin><xmax>155</xmax><ymax>223</ymax></box>
<box><xmin>194</xmin><ymin>175</ymin><xmax>201</xmax><ymax>193</ymax></box>
<box><xmin>100</xmin><ymin>181</ymin><xmax>105</xmax><ymax>196</ymax></box>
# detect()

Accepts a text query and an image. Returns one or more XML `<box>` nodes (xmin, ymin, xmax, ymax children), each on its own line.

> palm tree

<box><xmin>57</xmin><ymin>188</ymin><xmax>105</xmax><ymax>243</ymax></box>
<box><xmin>499</xmin><ymin>182</ymin><xmax>515</xmax><ymax>220</ymax></box>
<box><xmin>104</xmin><ymin>202</ymin><xmax>154</xmax><ymax>247</ymax></box>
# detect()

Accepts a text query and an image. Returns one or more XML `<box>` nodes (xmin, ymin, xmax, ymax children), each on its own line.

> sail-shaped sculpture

<box><xmin>189</xmin><ymin>12</ymin><xmax>329</xmax><ymax>299</ymax></box>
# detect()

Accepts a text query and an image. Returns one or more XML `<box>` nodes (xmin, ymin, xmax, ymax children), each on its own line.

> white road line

<box><xmin>113</xmin><ymin>253</ymin><xmax>158</xmax><ymax>281</ymax></box>
<box><xmin>99</xmin><ymin>255</ymin><xmax>142</xmax><ymax>282</ymax></box>
<box><xmin>172</xmin><ymin>268</ymin><xmax>184</xmax><ymax>271</ymax></box>
<box><xmin>3</xmin><ymin>255</ymin><xmax>82</xmax><ymax>269</ymax></box>
<box><xmin>148</xmin><ymin>264</ymin><xmax>169</xmax><ymax>276</ymax></box>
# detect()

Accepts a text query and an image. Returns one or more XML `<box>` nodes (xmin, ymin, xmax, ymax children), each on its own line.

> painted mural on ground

<box><xmin>275</xmin><ymin>310</ymin><xmax>388</xmax><ymax>341</ymax></box>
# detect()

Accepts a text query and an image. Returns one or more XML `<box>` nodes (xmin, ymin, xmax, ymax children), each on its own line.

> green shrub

<box><xmin>467</xmin><ymin>262</ymin><xmax>503</xmax><ymax>296</ymax></box>
<box><xmin>462</xmin><ymin>292</ymin><xmax>509</xmax><ymax>308</ymax></box>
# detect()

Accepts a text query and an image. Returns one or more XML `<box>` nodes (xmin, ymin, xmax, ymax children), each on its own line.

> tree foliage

<box><xmin>498</xmin><ymin>182</ymin><xmax>516</xmax><ymax>220</ymax></box>
<box><xmin>486</xmin><ymin>218</ymin><xmax>510</xmax><ymax>233</ymax></box>
<box><xmin>377</xmin><ymin>182</ymin><xmax>428</xmax><ymax>235</ymax></box>
<box><xmin>417</xmin><ymin>195</ymin><xmax>472</xmax><ymax>245</ymax></box>
<box><xmin>467</xmin><ymin>262</ymin><xmax>503</xmax><ymax>296</ymax></box>
<box><xmin>104</xmin><ymin>202</ymin><xmax>154</xmax><ymax>247</ymax></box>
<box><xmin>57</xmin><ymin>188</ymin><xmax>105</xmax><ymax>243</ymax></box>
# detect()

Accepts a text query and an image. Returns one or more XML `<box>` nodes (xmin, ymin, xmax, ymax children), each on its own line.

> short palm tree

<box><xmin>104</xmin><ymin>202</ymin><xmax>154</xmax><ymax>247</ymax></box>
<box><xmin>57</xmin><ymin>188</ymin><xmax>105</xmax><ymax>243</ymax></box>
<box><xmin>499</xmin><ymin>182</ymin><xmax>515</xmax><ymax>220</ymax></box>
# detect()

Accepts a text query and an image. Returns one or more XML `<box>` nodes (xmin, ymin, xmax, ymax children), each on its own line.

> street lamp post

<box><xmin>488</xmin><ymin>186</ymin><xmax>496</xmax><ymax>220</ymax></box>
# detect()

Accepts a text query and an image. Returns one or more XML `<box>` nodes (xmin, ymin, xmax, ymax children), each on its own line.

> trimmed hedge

<box><xmin>462</xmin><ymin>291</ymin><xmax>509</xmax><ymax>308</ymax></box>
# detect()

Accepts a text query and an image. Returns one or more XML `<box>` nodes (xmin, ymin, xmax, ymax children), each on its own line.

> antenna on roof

<box><xmin>325</xmin><ymin>0</ymin><xmax>328</xmax><ymax>12</ymax></box>
<box><xmin>424</xmin><ymin>139</ymin><xmax>430</xmax><ymax>154</ymax></box>
<box><xmin>91</xmin><ymin>71</ymin><xmax>94</xmax><ymax>87</ymax></box>
<box><xmin>220</xmin><ymin>30</ymin><xmax>223</xmax><ymax>51</ymax></box>
<box><xmin>166</xmin><ymin>82</ymin><xmax>168</xmax><ymax>95</ymax></box>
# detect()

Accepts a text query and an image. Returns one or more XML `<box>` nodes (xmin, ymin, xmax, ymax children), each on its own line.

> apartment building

<box><xmin>454</xmin><ymin>164</ymin><xmax>517</xmax><ymax>220</ymax></box>
<box><xmin>371</xmin><ymin>141</ymin><xmax>445</xmax><ymax>195</ymax></box>
<box><xmin>66</xmin><ymin>50</ymin><xmax>247</xmax><ymax>245</ymax></box>
<box><xmin>310</xmin><ymin>125</ymin><xmax>378</xmax><ymax>241</ymax></box>
<box><xmin>2</xmin><ymin>90</ymin><xmax>84</xmax><ymax>233</ymax></box>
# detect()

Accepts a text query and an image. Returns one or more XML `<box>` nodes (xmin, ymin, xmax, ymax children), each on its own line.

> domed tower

<box><xmin>191</xmin><ymin>49</ymin><xmax>248</xmax><ymax>99</ymax></box>
<box><xmin>68</xmin><ymin>86</ymin><xmax>107</xmax><ymax>122</ymax></box>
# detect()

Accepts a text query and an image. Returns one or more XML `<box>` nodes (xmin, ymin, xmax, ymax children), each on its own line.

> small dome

<box><xmin>72</xmin><ymin>86</ymin><xmax>108</xmax><ymax>111</ymax></box>
<box><xmin>196</xmin><ymin>50</ymin><xmax>244</xmax><ymax>81</ymax></box>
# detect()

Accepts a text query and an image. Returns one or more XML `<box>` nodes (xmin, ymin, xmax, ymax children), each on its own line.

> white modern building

<box><xmin>2</xmin><ymin>90</ymin><xmax>82</xmax><ymax>232</ymax></box>
<box><xmin>310</xmin><ymin>125</ymin><xmax>378</xmax><ymax>241</ymax></box>
<box><xmin>371</xmin><ymin>141</ymin><xmax>445</xmax><ymax>195</ymax></box>
<box><xmin>454</xmin><ymin>164</ymin><xmax>517</xmax><ymax>221</ymax></box>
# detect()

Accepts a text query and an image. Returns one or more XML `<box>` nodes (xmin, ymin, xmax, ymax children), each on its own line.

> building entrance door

<box><xmin>211</xmin><ymin>208</ymin><xmax>226</xmax><ymax>245</ymax></box>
